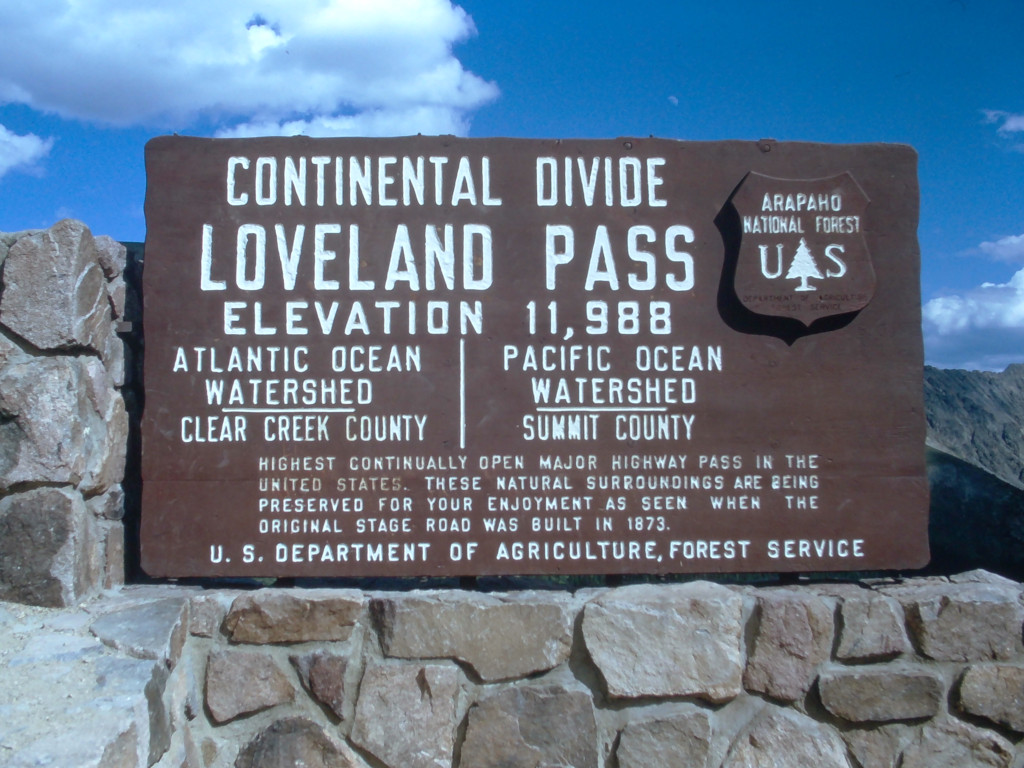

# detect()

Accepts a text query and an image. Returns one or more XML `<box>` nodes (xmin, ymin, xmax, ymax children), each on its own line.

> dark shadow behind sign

<box><xmin>141</xmin><ymin>136</ymin><xmax>929</xmax><ymax>578</ymax></box>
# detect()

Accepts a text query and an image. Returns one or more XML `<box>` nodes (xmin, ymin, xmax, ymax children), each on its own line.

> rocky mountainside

<box><xmin>924</xmin><ymin>364</ymin><xmax>1024</xmax><ymax>578</ymax></box>
<box><xmin>925</xmin><ymin>364</ymin><xmax>1024</xmax><ymax>490</ymax></box>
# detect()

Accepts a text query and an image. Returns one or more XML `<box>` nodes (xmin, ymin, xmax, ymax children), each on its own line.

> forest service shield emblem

<box><xmin>732</xmin><ymin>172</ymin><xmax>875</xmax><ymax>326</ymax></box>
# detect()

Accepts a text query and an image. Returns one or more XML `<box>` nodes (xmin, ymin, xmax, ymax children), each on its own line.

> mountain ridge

<box><xmin>924</xmin><ymin>363</ymin><xmax>1024</xmax><ymax>578</ymax></box>
<box><xmin>924</xmin><ymin>363</ymin><xmax>1024</xmax><ymax>490</ymax></box>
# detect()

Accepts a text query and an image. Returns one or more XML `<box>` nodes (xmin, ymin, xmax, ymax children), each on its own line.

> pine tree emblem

<box><xmin>786</xmin><ymin>237</ymin><xmax>823</xmax><ymax>292</ymax></box>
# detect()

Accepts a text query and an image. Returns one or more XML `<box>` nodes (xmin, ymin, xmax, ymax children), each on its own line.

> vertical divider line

<box><xmin>460</xmin><ymin>338</ymin><xmax>466</xmax><ymax>449</ymax></box>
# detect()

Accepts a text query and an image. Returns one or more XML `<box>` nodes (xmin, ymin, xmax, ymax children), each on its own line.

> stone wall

<box><xmin>0</xmin><ymin>219</ymin><xmax>128</xmax><ymax>605</ymax></box>
<box><xmin>7</xmin><ymin>572</ymin><xmax>1024</xmax><ymax>767</ymax></box>
<box><xmin>175</xmin><ymin>574</ymin><xmax>1024</xmax><ymax>768</ymax></box>
<box><xmin>3</xmin><ymin>219</ymin><xmax>1024</xmax><ymax>767</ymax></box>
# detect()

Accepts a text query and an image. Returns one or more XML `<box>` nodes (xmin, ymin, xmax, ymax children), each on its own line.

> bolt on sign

<box><xmin>141</xmin><ymin>136</ymin><xmax>929</xmax><ymax>578</ymax></box>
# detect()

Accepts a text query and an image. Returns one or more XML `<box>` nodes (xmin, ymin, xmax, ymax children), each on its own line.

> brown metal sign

<box><xmin>141</xmin><ymin>136</ymin><xmax>929</xmax><ymax>578</ymax></box>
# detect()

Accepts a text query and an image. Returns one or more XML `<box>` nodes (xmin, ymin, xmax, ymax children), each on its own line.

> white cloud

<box><xmin>1001</xmin><ymin>115</ymin><xmax>1024</xmax><ymax>134</ymax></box>
<box><xmin>978</xmin><ymin>234</ymin><xmax>1024</xmax><ymax>264</ymax></box>
<box><xmin>216</xmin><ymin>106</ymin><xmax>471</xmax><ymax>139</ymax></box>
<box><xmin>924</xmin><ymin>267</ymin><xmax>1024</xmax><ymax>370</ymax></box>
<box><xmin>0</xmin><ymin>0</ymin><xmax>497</xmax><ymax>136</ymax></box>
<box><xmin>984</xmin><ymin>110</ymin><xmax>1024</xmax><ymax>134</ymax></box>
<box><xmin>983</xmin><ymin>110</ymin><xmax>1024</xmax><ymax>152</ymax></box>
<box><xmin>0</xmin><ymin>124</ymin><xmax>53</xmax><ymax>179</ymax></box>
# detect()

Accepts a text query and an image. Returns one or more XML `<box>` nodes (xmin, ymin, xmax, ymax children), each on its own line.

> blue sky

<box><xmin>0</xmin><ymin>0</ymin><xmax>1021</xmax><ymax>370</ymax></box>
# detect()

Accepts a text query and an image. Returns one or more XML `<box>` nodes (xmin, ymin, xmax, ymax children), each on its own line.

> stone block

<box><xmin>149</xmin><ymin>732</ymin><xmax>196</xmax><ymax>768</ymax></box>
<box><xmin>837</xmin><ymin>593</ymin><xmax>910</xmax><ymax>661</ymax></box>
<box><xmin>90</xmin><ymin>596</ymin><xmax>189</xmax><ymax>667</ymax></box>
<box><xmin>459</xmin><ymin>683</ymin><xmax>598</xmax><ymax>768</ymax></box>
<box><xmin>98</xmin><ymin>723</ymin><xmax>139</xmax><ymax>768</ymax></box>
<box><xmin>616</xmin><ymin>708</ymin><xmax>713</xmax><ymax>768</ymax></box>
<box><xmin>146</xmin><ymin>663</ymin><xmax>172</xmax><ymax>764</ymax></box>
<box><xmin>840</xmin><ymin>725</ymin><xmax>909</xmax><ymax>768</ymax></box>
<box><xmin>894</xmin><ymin>582</ymin><xmax>1024</xmax><ymax>661</ymax></box>
<box><xmin>743</xmin><ymin>590</ymin><xmax>834</xmax><ymax>702</ymax></box>
<box><xmin>582</xmin><ymin>582</ymin><xmax>745</xmax><ymax>703</ymax></box>
<box><xmin>290</xmin><ymin>651</ymin><xmax>349</xmax><ymax>720</ymax></box>
<box><xmin>900</xmin><ymin>717</ymin><xmax>1013</xmax><ymax>768</ymax></box>
<box><xmin>86</xmin><ymin>485</ymin><xmax>126</xmax><ymax>520</ymax></box>
<box><xmin>101</xmin><ymin>520</ymin><xmax>125</xmax><ymax>589</ymax></box>
<box><xmin>372</xmin><ymin>590</ymin><xmax>576</xmax><ymax>681</ymax></box>
<box><xmin>183</xmin><ymin>725</ymin><xmax>202</xmax><ymax>768</ymax></box>
<box><xmin>722</xmin><ymin>708</ymin><xmax>852</xmax><ymax>768</ymax></box>
<box><xmin>0</xmin><ymin>487</ymin><xmax>92</xmax><ymax>606</ymax></box>
<box><xmin>164</xmin><ymin>652</ymin><xmax>202</xmax><ymax>735</ymax></box>
<box><xmin>188</xmin><ymin>593</ymin><xmax>233</xmax><ymax>637</ymax></box>
<box><xmin>235</xmin><ymin>718</ymin><xmax>368</xmax><ymax>768</ymax></box>
<box><xmin>0</xmin><ymin>355</ymin><xmax>126</xmax><ymax>494</ymax></box>
<box><xmin>0</xmin><ymin>356</ymin><xmax>88</xmax><ymax>489</ymax></box>
<box><xmin>93</xmin><ymin>233</ymin><xmax>127</xmax><ymax>279</ymax></box>
<box><xmin>0</xmin><ymin>329</ymin><xmax>24</xmax><ymax>367</ymax></box>
<box><xmin>0</xmin><ymin>219</ymin><xmax>111</xmax><ymax>352</ymax></box>
<box><xmin>201</xmin><ymin>738</ymin><xmax>218</xmax><ymax>766</ymax></box>
<box><xmin>205</xmin><ymin>650</ymin><xmax>295</xmax><ymax>723</ymax></box>
<box><xmin>958</xmin><ymin>664</ymin><xmax>1024</xmax><ymax>733</ymax></box>
<box><xmin>183</xmin><ymin>657</ymin><xmax>204</xmax><ymax>723</ymax></box>
<box><xmin>0</xmin><ymin>624</ymin><xmax>159</xmax><ymax>768</ymax></box>
<box><xmin>95</xmin><ymin>320</ymin><xmax>126</xmax><ymax>387</ymax></box>
<box><xmin>107</xmin><ymin>273</ymin><xmax>127</xmax><ymax>319</ymax></box>
<box><xmin>350</xmin><ymin>660</ymin><xmax>462</xmax><ymax>768</ymax></box>
<box><xmin>951</xmin><ymin>569</ymin><xmax>1022</xmax><ymax>587</ymax></box>
<box><xmin>0</xmin><ymin>230</ymin><xmax>28</xmax><ymax>266</ymax></box>
<box><xmin>224</xmin><ymin>588</ymin><xmax>365</xmax><ymax>643</ymax></box>
<box><xmin>79</xmin><ymin>355</ymin><xmax>127</xmax><ymax>493</ymax></box>
<box><xmin>818</xmin><ymin>665</ymin><xmax>944</xmax><ymax>722</ymax></box>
